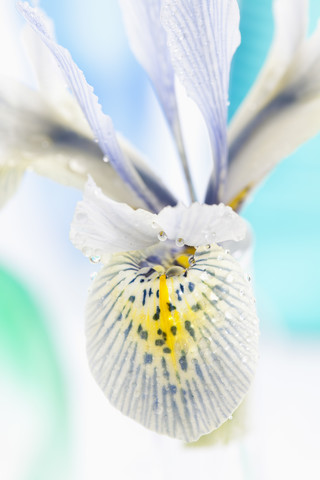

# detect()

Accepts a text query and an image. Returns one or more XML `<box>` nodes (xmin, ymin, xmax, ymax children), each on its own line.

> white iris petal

<box><xmin>70</xmin><ymin>178</ymin><xmax>247</xmax><ymax>258</ymax></box>
<box><xmin>86</xmin><ymin>243</ymin><xmax>259</xmax><ymax>442</ymax></box>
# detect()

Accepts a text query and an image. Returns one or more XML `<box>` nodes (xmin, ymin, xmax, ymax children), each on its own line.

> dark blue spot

<box><xmin>124</xmin><ymin>320</ymin><xmax>133</xmax><ymax>340</ymax></box>
<box><xmin>153</xmin><ymin>306</ymin><xmax>160</xmax><ymax>320</ymax></box>
<box><xmin>188</xmin><ymin>282</ymin><xmax>195</xmax><ymax>292</ymax></box>
<box><xmin>176</xmin><ymin>290</ymin><xmax>182</xmax><ymax>301</ymax></box>
<box><xmin>155</xmin><ymin>339</ymin><xmax>164</xmax><ymax>346</ymax></box>
<box><xmin>161</xmin><ymin>357</ymin><xmax>170</xmax><ymax>379</ymax></box>
<box><xmin>163</xmin><ymin>347</ymin><xmax>171</xmax><ymax>354</ymax></box>
<box><xmin>194</xmin><ymin>359</ymin><xmax>204</xmax><ymax>380</ymax></box>
<box><xmin>169</xmin><ymin>384</ymin><xmax>177</xmax><ymax>394</ymax></box>
<box><xmin>116</xmin><ymin>313</ymin><xmax>122</xmax><ymax>321</ymax></box>
<box><xmin>129</xmin><ymin>295</ymin><xmax>135</xmax><ymax>303</ymax></box>
<box><xmin>146</xmin><ymin>255</ymin><xmax>161</xmax><ymax>264</ymax></box>
<box><xmin>179</xmin><ymin>355</ymin><xmax>188</xmax><ymax>371</ymax></box>
<box><xmin>180</xmin><ymin>284</ymin><xmax>184</xmax><ymax>293</ymax></box>
<box><xmin>148</xmin><ymin>288</ymin><xmax>153</xmax><ymax>297</ymax></box>
<box><xmin>170</xmin><ymin>326</ymin><xmax>177</xmax><ymax>335</ymax></box>
<box><xmin>144</xmin><ymin>353</ymin><xmax>153</xmax><ymax>364</ymax></box>
<box><xmin>140</xmin><ymin>330</ymin><xmax>148</xmax><ymax>340</ymax></box>
<box><xmin>156</xmin><ymin>289</ymin><xmax>159</xmax><ymax>298</ymax></box>
<box><xmin>142</xmin><ymin>289</ymin><xmax>147</xmax><ymax>306</ymax></box>
<box><xmin>191</xmin><ymin>303</ymin><xmax>201</xmax><ymax>312</ymax></box>
<box><xmin>167</xmin><ymin>302</ymin><xmax>176</xmax><ymax>311</ymax></box>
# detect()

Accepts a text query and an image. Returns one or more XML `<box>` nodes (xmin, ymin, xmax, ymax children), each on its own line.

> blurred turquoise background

<box><xmin>38</xmin><ymin>0</ymin><xmax>320</xmax><ymax>334</ymax></box>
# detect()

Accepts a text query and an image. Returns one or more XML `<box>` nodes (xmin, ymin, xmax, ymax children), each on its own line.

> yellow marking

<box><xmin>153</xmin><ymin>264</ymin><xmax>165</xmax><ymax>274</ymax></box>
<box><xmin>228</xmin><ymin>185</ymin><xmax>252</xmax><ymax>211</ymax></box>
<box><xmin>159</xmin><ymin>274</ymin><xmax>178</xmax><ymax>367</ymax></box>
<box><xmin>175</xmin><ymin>247</ymin><xmax>195</xmax><ymax>269</ymax></box>
<box><xmin>175</xmin><ymin>255</ymin><xmax>190</xmax><ymax>269</ymax></box>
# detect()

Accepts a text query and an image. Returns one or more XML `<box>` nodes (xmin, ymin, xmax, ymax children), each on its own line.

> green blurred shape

<box><xmin>0</xmin><ymin>267</ymin><xmax>71</xmax><ymax>480</ymax></box>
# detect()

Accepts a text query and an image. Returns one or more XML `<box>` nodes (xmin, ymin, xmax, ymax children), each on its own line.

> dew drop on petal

<box><xmin>175</xmin><ymin>237</ymin><xmax>184</xmax><ymax>247</ymax></box>
<box><xmin>90</xmin><ymin>255</ymin><xmax>101</xmax><ymax>264</ymax></box>
<box><xmin>226</xmin><ymin>273</ymin><xmax>234</xmax><ymax>283</ymax></box>
<box><xmin>103</xmin><ymin>155</ymin><xmax>109</xmax><ymax>163</ymax></box>
<box><xmin>69</xmin><ymin>159</ymin><xmax>86</xmax><ymax>174</ymax></box>
<box><xmin>245</xmin><ymin>273</ymin><xmax>251</xmax><ymax>282</ymax></box>
<box><xmin>90</xmin><ymin>272</ymin><xmax>97</xmax><ymax>281</ymax></box>
<box><xmin>158</xmin><ymin>231</ymin><xmax>167</xmax><ymax>242</ymax></box>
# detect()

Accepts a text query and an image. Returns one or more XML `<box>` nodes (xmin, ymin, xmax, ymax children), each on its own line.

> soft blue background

<box><xmin>39</xmin><ymin>0</ymin><xmax>320</xmax><ymax>334</ymax></box>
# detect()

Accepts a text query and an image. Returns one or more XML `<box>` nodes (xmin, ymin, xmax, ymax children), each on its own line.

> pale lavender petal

<box><xmin>119</xmin><ymin>0</ymin><xmax>178</xmax><ymax>135</ymax></box>
<box><xmin>17</xmin><ymin>1</ymin><xmax>159</xmax><ymax>211</ymax></box>
<box><xmin>161</xmin><ymin>0</ymin><xmax>241</xmax><ymax>203</ymax></box>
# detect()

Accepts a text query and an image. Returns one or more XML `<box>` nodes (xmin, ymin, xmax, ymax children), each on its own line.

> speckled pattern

<box><xmin>86</xmin><ymin>243</ymin><xmax>259</xmax><ymax>442</ymax></box>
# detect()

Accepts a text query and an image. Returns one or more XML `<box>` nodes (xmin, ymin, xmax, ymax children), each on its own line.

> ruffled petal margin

<box><xmin>70</xmin><ymin>178</ymin><xmax>247</xmax><ymax>257</ymax></box>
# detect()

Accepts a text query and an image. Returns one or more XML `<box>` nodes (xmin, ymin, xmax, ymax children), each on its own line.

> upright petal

<box><xmin>226</xmin><ymin>1</ymin><xmax>320</xmax><ymax>207</ymax></box>
<box><xmin>119</xmin><ymin>0</ymin><xmax>178</xmax><ymax>136</ymax></box>
<box><xmin>119</xmin><ymin>0</ymin><xmax>196</xmax><ymax>202</ymax></box>
<box><xmin>229</xmin><ymin>0</ymin><xmax>308</xmax><ymax>138</ymax></box>
<box><xmin>161</xmin><ymin>0</ymin><xmax>241</xmax><ymax>203</ymax></box>
<box><xmin>17</xmin><ymin>2</ymin><xmax>161</xmax><ymax>212</ymax></box>
<box><xmin>0</xmin><ymin>78</ymin><xmax>149</xmax><ymax>208</ymax></box>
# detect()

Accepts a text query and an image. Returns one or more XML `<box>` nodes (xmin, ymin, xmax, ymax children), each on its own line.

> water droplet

<box><xmin>90</xmin><ymin>255</ymin><xmax>101</xmax><ymax>264</ymax></box>
<box><xmin>90</xmin><ymin>272</ymin><xmax>97</xmax><ymax>281</ymax></box>
<box><xmin>188</xmin><ymin>255</ymin><xmax>195</xmax><ymax>266</ymax></box>
<box><xmin>226</xmin><ymin>273</ymin><xmax>234</xmax><ymax>283</ymax></box>
<box><xmin>158</xmin><ymin>231</ymin><xmax>167</xmax><ymax>242</ymax></box>
<box><xmin>94</xmin><ymin>138</ymin><xmax>99</xmax><ymax>143</ymax></box>
<box><xmin>239</xmin><ymin>288</ymin><xmax>245</xmax><ymax>297</ymax></box>
<box><xmin>226</xmin><ymin>100</ymin><xmax>231</xmax><ymax>107</ymax></box>
<box><xmin>103</xmin><ymin>155</ymin><xmax>109</xmax><ymax>163</ymax></box>
<box><xmin>225</xmin><ymin>249</ymin><xmax>230</xmax><ymax>255</ymax></box>
<box><xmin>242</xmin><ymin>356</ymin><xmax>248</xmax><ymax>364</ymax></box>
<box><xmin>151</xmin><ymin>221</ymin><xmax>158</xmax><ymax>229</ymax></box>
<box><xmin>69</xmin><ymin>159</ymin><xmax>86</xmax><ymax>174</ymax></box>
<box><xmin>225</xmin><ymin>311</ymin><xmax>232</xmax><ymax>320</ymax></box>
<box><xmin>175</xmin><ymin>237</ymin><xmax>184</xmax><ymax>247</ymax></box>
<box><xmin>228</xmin><ymin>414</ymin><xmax>233</xmax><ymax>420</ymax></box>
<box><xmin>245</xmin><ymin>273</ymin><xmax>251</xmax><ymax>282</ymax></box>
<box><xmin>205</xmin><ymin>244</ymin><xmax>211</xmax><ymax>250</ymax></box>
<box><xmin>210</xmin><ymin>292</ymin><xmax>219</xmax><ymax>302</ymax></box>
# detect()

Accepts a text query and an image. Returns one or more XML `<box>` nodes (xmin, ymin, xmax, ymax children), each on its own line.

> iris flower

<box><xmin>3</xmin><ymin>0</ymin><xmax>319</xmax><ymax>442</ymax></box>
